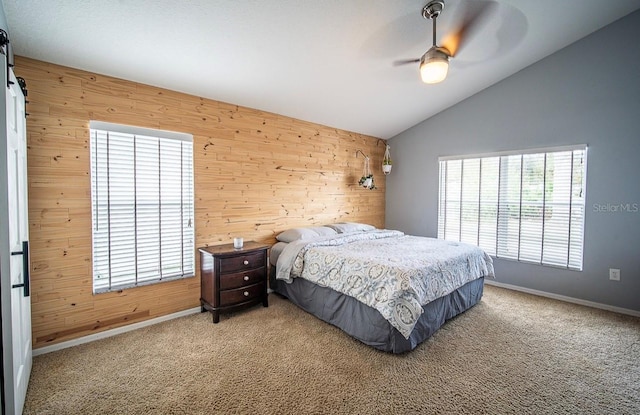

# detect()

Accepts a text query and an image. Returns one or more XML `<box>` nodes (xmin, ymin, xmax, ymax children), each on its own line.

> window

<box><xmin>90</xmin><ymin>121</ymin><xmax>195</xmax><ymax>293</ymax></box>
<box><xmin>438</xmin><ymin>146</ymin><xmax>587</xmax><ymax>270</ymax></box>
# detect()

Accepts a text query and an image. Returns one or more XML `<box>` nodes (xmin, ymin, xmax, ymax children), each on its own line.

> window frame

<box><xmin>89</xmin><ymin>121</ymin><xmax>195</xmax><ymax>293</ymax></box>
<box><xmin>437</xmin><ymin>145</ymin><xmax>588</xmax><ymax>271</ymax></box>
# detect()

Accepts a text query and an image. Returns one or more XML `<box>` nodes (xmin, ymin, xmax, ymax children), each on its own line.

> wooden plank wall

<box><xmin>16</xmin><ymin>56</ymin><xmax>386</xmax><ymax>349</ymax></box>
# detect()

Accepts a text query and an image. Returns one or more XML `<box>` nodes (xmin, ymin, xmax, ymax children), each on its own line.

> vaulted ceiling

<box><xmin>4</xmin><ymin>0</ymin><xmax>640</xmax><ymax>139</ymax></box>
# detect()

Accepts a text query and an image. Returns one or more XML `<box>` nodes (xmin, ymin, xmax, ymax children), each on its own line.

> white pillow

<box><xmin>275</xmin><ymin>226</ymin><xmax>338</xmax><ymax>243</ymax></box>
<box><xmin>326</xmin><ymin>222</ymin><xmax>376</xmax><ymax>234</ymax></box>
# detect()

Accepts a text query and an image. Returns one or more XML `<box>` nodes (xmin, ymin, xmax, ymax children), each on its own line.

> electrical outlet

<box><xmin>609</xmin><ymin>268</ymin><xmax>621</xmax><ymax>281</ymax></box>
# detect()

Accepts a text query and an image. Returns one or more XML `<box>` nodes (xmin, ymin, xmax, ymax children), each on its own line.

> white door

<box><xmin>5</xmin><ymin>67</ymin><xmax>32</xmax><ymax>415</ymax></box>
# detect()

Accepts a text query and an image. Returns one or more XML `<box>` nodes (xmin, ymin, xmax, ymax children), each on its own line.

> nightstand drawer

<box><xmin>220</xmin><ymin>268</ymin><xmax>265</xmax><ymax>290</ymax></box>
<box><xmin>219</xmin><ymin>251</ymin><xmax>266</xmax><ymax>273</ymax></box>
<box><xmin>220</xmin><ymin>283</ymin><xmax>263</xmax><ymax>306</ymax></box>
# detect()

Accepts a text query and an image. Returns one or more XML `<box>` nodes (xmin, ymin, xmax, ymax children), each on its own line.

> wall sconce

<box><xmin>356</xmin><ymin>150</ymin><xmax>376</xmax><ymax>190</ymax></box>
<box><xmin>382</xmin><ymin>145</ymin><xmax>392</xmax><ymax>175</ymax></box>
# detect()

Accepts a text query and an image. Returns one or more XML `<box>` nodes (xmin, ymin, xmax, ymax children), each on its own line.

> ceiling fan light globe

<box><xmin>420</xmin><ymin>48</ymin><xmax>450</xmax><ymax>84</ymax></box>
<box><xmin>420</xmin><ymin>46</ymin><xmax>449</xmax><ymax>84</ymax></box>
<box><xmin>420</xmin><ymin>60</ymin><xmax>449</xmax><ymax>83</ymax></box>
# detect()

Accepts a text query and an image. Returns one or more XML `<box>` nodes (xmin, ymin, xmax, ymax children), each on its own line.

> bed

<box><xmin>270</xmin><ymin>223</ymin><xmax>495</xmax><ymax>354</ymax></box>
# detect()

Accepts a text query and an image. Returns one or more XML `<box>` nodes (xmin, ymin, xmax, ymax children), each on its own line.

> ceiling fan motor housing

<box><xmin>421</xmin><ymin>46</ymin><xmax>450</xmax><ymax>65</ymax></box>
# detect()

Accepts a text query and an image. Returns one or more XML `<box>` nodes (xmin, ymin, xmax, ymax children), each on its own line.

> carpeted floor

<box><xmin>24</xmin><ymin>285</ymin><xmax>640</xmax><ymax>414</ymax></box>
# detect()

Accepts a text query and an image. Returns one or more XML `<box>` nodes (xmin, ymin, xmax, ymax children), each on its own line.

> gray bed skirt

<box><xmin>271</xmin><ymin>269</ymin><xmax>484</xmax><ymax>354</ymax></box>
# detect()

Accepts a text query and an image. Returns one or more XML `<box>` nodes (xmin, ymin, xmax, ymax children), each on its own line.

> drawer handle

<box><xmin>243</xmin><ymin>260</ymin><xmax>249</xmax><ymax>265</ymax></box>
<box><xmin>243</xmin><ymin>275</ymin><xmax>249</xmax><ymax>281</ymax></box>
<box><xmin>243</xmin><ymin>291</ymin><xmax>249</xmax><ymax>297</ymax></box>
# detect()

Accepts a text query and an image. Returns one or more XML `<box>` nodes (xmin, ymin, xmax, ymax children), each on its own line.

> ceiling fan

<box><xmin>395</xmin><ymin>0</ymin><xmax>496</xmax><ymax>84</ymax></box>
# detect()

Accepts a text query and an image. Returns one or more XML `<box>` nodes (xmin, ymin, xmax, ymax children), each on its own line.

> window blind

<box><xmin>90</xmin><ymin>121</ymin><xmax>195</xmax><ymax>293</ymax></box>
<box><xmin>438</xmin><ymin>146</ymin><xmax>587</xmax><ymax>270</ymax></box>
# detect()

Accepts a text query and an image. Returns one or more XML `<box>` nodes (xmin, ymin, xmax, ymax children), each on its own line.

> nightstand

<box><xmin>199</xmin><ymin>241</ymin><xmax>269</xmax><ymax>323</ymax></box>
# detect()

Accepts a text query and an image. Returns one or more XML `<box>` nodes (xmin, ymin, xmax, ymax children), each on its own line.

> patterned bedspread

<box><xmin>276</xmin><ymin>230</ymin><xmax>494</xmax><ymax>338</ymax></box>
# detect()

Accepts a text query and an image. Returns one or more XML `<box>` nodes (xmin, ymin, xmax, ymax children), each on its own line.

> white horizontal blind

<box><xmin>438</xmin><ymin>146</ymin><xmax>587</xmax><ymax>270</ymax></box>
<box><xmin>90</xmin><ymin>122</ymin><xmax>194</xmax><ymax>293</ymax></box>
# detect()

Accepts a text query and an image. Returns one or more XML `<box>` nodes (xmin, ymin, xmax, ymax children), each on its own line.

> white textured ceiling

<box><xmin>3</xmin><ymin>0</ymin><xmax>640</xmax><ymax>139</ymax></box>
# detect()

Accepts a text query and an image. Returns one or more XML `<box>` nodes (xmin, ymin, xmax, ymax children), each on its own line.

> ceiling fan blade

<box><xmin>393</xmin><ymin>58</ymin><xmax>420</xmax><ymax>66</ymax></box>
<box><xmin>441</xmin><ymin>1</ymin><xmax>497</xmax><ymax>57</ymax></box>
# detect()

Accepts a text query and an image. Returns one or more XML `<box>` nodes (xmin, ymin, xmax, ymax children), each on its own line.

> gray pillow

<box><xmin>275</xmin><ymin>226</ymin><xmax>338</xmax><ymax>243</ymax></box>
<box><xmin>326</xmin><ymin>222</ymin><xmax>376</xmax><ymax>234</ymax></box>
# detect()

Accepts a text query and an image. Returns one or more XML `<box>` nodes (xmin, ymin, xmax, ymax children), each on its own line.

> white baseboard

<box><xmin>33</xmin><ymin>306</ymin><xmax>202</xmax><ymax>356</ymax></box>
<box><xmin>484</xmin><ymin>280</ymin><xmax>640</xmax><ymax>317</ymax></box>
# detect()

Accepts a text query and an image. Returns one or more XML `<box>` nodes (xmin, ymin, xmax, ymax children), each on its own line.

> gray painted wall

<box><xmin>386</xmin><ymin>10</ymin><xmax>640</xmax><ymax>312</ymax></box>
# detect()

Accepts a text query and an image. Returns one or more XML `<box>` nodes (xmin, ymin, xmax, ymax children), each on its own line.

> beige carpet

<box><xmin>24</xmin><ymin>285</ymin><xmax>640</xmax><ymax>414</ymax></box>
